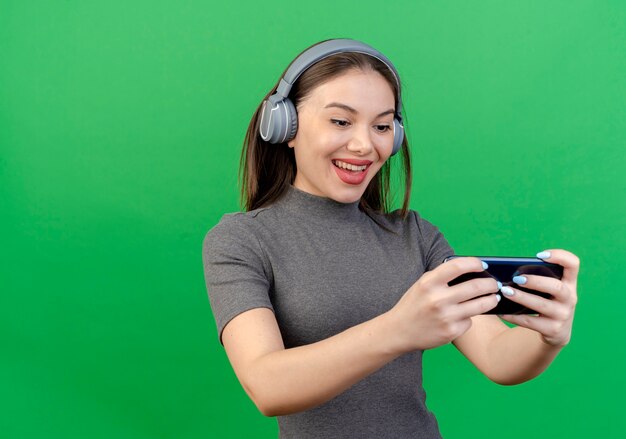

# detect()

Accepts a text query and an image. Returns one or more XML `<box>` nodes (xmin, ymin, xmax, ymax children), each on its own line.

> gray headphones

<box><xmin>259</xmin><ymin>39</ymin><xmax>405</xmax><ymax>156</ymax></box>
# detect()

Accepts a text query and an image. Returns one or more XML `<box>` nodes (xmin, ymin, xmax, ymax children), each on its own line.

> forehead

<box><xmin>301</xmin><ymin>69</ymin><xmax>395</xmax><ymax>111</ymax></box>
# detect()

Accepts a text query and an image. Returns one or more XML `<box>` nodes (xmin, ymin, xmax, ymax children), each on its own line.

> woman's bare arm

<box><xmin>222</xmin><ymin>307</ymin><xmax>401</xmax><ymax>417</ymax></box>
<box><xmin>221</xmin><ymin>257</ymin><xmax>500</xmax><ymax>417</ymax></box>
<box><xmin>452</xmin><ymin>315</ymin><xmax>562</xmax><ymax>385</ymax></box>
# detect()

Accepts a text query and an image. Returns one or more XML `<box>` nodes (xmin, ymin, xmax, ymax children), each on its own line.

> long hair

<box><xmin>240</xmin><ymin>41</ymin><xmax>412</xmax><ymax>217</ymax></box>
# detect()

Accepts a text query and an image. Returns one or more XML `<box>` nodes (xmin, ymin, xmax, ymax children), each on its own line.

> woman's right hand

<box><xmin>387</xmin><ymin>257</ymin><xmax>501</xmax><ymax>353</ymax></box>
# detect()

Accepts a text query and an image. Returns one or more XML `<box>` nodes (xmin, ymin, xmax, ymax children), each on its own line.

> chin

<box><xmin>327</xmin><ymin>185</ymin><xmax>368</xmax><ymax>204</ymax></box>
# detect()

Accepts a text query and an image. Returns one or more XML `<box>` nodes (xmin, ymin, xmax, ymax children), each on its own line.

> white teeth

<box><xmin>333</xmin><ymin>160</ymin><xmax>367</xmax><ymax>172</ymax></box>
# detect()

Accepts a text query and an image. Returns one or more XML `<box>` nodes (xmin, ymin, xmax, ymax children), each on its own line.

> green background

<box><xmin>1</xmin><ymin>0</ymin><xmax>624</xmax><ymax>437</ymax></box>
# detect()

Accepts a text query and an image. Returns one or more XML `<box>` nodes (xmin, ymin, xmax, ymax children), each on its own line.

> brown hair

<box><xmin>239</xmin><ymin>41</ymin><xmax>412</xmax><ymax>218</ymax></box>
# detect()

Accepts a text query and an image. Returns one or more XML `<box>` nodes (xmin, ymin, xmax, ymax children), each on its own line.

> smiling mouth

<box><xmin>331</xmin><ymin>159</ymin><xmax>369</xmax><ymax>172</ymax></box>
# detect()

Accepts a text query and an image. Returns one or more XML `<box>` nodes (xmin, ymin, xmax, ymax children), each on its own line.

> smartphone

<box><xmin>443</xmin><ymin>256</ymin><xmax>563</xmax><ymax>315</ymax></box>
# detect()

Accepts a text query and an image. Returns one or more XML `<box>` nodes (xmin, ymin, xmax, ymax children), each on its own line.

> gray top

<box><xmin>202</xmin><ymin>185</ymin><xmax>454</xmax><ymax>438</ymax></box>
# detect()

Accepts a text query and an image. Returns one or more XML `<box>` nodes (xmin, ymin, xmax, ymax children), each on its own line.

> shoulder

<box><xmin>203</xmin><ymin>206</ymin><xmax>273</xmax><ymax>245</ymax></box>
<box><xmin>202</xmin><ymin>204</ymin><xmax>285</xmax><ymax>268</ymax></box>
<box><xmin>366</xmin><ymin>208</ymin><xmax>442</xmax><ymax>236</ymax></box>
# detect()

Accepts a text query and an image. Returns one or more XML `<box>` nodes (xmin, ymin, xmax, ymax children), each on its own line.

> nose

<box><xmin>346</xmin><ymin>124</ymin><xmax>374</xmax><ymax>155</ymax></box>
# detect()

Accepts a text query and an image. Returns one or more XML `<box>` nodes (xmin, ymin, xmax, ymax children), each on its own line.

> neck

<box><xmin>278</xmin><ymin>185</ymin><xmax>363</xmax><ymax>221</ymax></box>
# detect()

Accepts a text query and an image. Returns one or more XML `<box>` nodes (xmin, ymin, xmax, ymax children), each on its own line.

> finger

<box><xmin>499</xmin><ymin>285</ymin><xmax>568</xmax><ymax>319</ymax></box>
<box><xmin>437</xmin><ymin>256</ymin><xmax>488</xmax><ymax>285</ymax></box>
<box><xmin>447</xmin><ymin>277</ymin><xmax>501</xmax><ymax>303</ymax></box>
<box><xmin>511</xmin><ymin>274</ymin><xmax>562</xmax><ymax>300</ymax></box>
<box><xmin>511</xmin><ymin>274</ymin><xmax>578</xmax><ymax>308</ymax></box>
<box><xmin>536</xmin><ymin>249</ymin><xmax>580</xmax><ymax>286</ymax></box>
<box><xmin>454</xmin><ymin>293</ymin><xmax>501</xmax><ymax>320</ymax></box>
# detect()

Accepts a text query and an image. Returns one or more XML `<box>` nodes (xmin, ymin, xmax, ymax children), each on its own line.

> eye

<box><xmin>331</xmin><ymin>119</ymin><xmax>350</xmax><ymax>128</ymax></box>
<box><xmin>374</xmin><ymin>124</ymin><xmax>392</xmax><ymax>133</ymax></box>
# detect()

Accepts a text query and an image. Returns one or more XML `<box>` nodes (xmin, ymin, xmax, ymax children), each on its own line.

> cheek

<box><xmin>320</xmin><ymin>131</ymin><xmax>352</xmax><ymax>154</ymax></box>
<box><xmin>377</xmin><ymin>141</ymin><xmax>394</xmax><ymax>162</ymax></box>
<box><xmin>301</xmin><ymin>132</ymin><xmax>347</xmax><ymax>159</ymax></box>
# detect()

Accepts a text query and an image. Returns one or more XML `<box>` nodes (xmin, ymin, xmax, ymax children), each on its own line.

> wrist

<box><xmin>376</xmin><ymin>310</ymin><xmax>409</xmax><ymax>358</ymax></box>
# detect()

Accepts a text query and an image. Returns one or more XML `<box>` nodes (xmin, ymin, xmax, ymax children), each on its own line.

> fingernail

<box><xmin>496</xmin><ymin>294</ymin><xmax>501</xmax><ymax>302</ymax></box>
<box><xmin>537</xmin><ymin>251</ymin><xmax>551</xmax><ymax>259</ymax></box>
<box><xmin>501</xmin><ymin>286</ymin><xmax>515</xmax><ymax>296</ymax></box>
<box><xmin>496</xmin><ymin>281</ymin><xmax>502</xmax><ymax>290</ymax></box>
<box><xmin>482</xmin><ymin>261</ymin><xmax>488</xmax><ymax>269</ymax></box>
<box><xmin>512</xmin><ymin>275</ymin><xmax>527</xmax><ymax>285</ymax></box>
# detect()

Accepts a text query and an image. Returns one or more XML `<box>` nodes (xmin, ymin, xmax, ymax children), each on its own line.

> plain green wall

<box><xmin>1</xmin><ymin>1</ymin><xmax>624</xmax><ymax>437</ymax></box>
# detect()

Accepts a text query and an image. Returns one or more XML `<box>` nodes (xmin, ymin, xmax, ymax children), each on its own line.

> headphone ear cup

<box><xmin>391</xmin><ymin>118</ymin><xmax>404</xmax><ymax>155</ymax></box>
<box><xmin>283</xmin><ymin>98</ymin><xmax>298</xmax><ymax>143</ymax></box>
<box><xmin>259</xmin><ymin>96</ymin><xmax>298</xmax><ymax>144</ymax></box>
<box><xmin>259</xmin><ymin>99</ymin><xmax>276</xmax><ymax>142</ymax></box>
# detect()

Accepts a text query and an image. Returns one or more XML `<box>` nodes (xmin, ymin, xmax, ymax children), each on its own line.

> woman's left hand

<box><xmin>498</xmin><ymin>249</ymin><xmax>580</xmax><ymax>347</ymax></box>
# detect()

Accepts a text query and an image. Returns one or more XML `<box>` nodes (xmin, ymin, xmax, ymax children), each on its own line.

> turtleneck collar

<box><xmin>277</xmin><ymin>185</ymin><xmax>363</xmax><ymax>221</ymax></box>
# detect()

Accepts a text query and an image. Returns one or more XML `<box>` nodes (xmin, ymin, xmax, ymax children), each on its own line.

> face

<box><xmin>287</xmin><ymin>69</ymin><xmax>396</xmax><ymax>203</ymax></box>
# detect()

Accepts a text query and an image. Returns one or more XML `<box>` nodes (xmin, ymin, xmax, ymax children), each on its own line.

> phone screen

<box><xmin>444</xmin><ymin>256</ymin><xmax>564</xmax><ymax>315</ymax></box>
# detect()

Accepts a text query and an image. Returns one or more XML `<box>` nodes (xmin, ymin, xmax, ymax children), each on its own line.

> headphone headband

<box><xmin>259</xmin><ymin>38</ymin><xmax>405</xmax><ymax>155</ymax></box>
<box><xmin>273</xmin><ymin>39</ymin><xmax>402</xmax><ymax>115</ymax></box>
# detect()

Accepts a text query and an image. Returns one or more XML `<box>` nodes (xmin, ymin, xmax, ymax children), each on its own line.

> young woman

<box><xmin>202</xmin><ymin>38</ymin><xmax>580</xmax><ymax>438</ymax></box>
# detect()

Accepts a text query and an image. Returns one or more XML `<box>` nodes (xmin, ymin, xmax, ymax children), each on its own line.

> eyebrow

<box><xmin>324</xmin><ymin>102</ymin><xmax>395</xmax><ymax>118</ymax></box>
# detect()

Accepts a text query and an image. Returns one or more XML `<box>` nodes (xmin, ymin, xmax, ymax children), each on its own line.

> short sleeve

<box><xmin>202</xmin><ymin>214</ymin><xmax>274</xmax><ymax>345</ymax></box>
<box><xmin>412</xmin><ymin>211</ymin><xmax>455</xmax><ymax>271</ymax></box>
